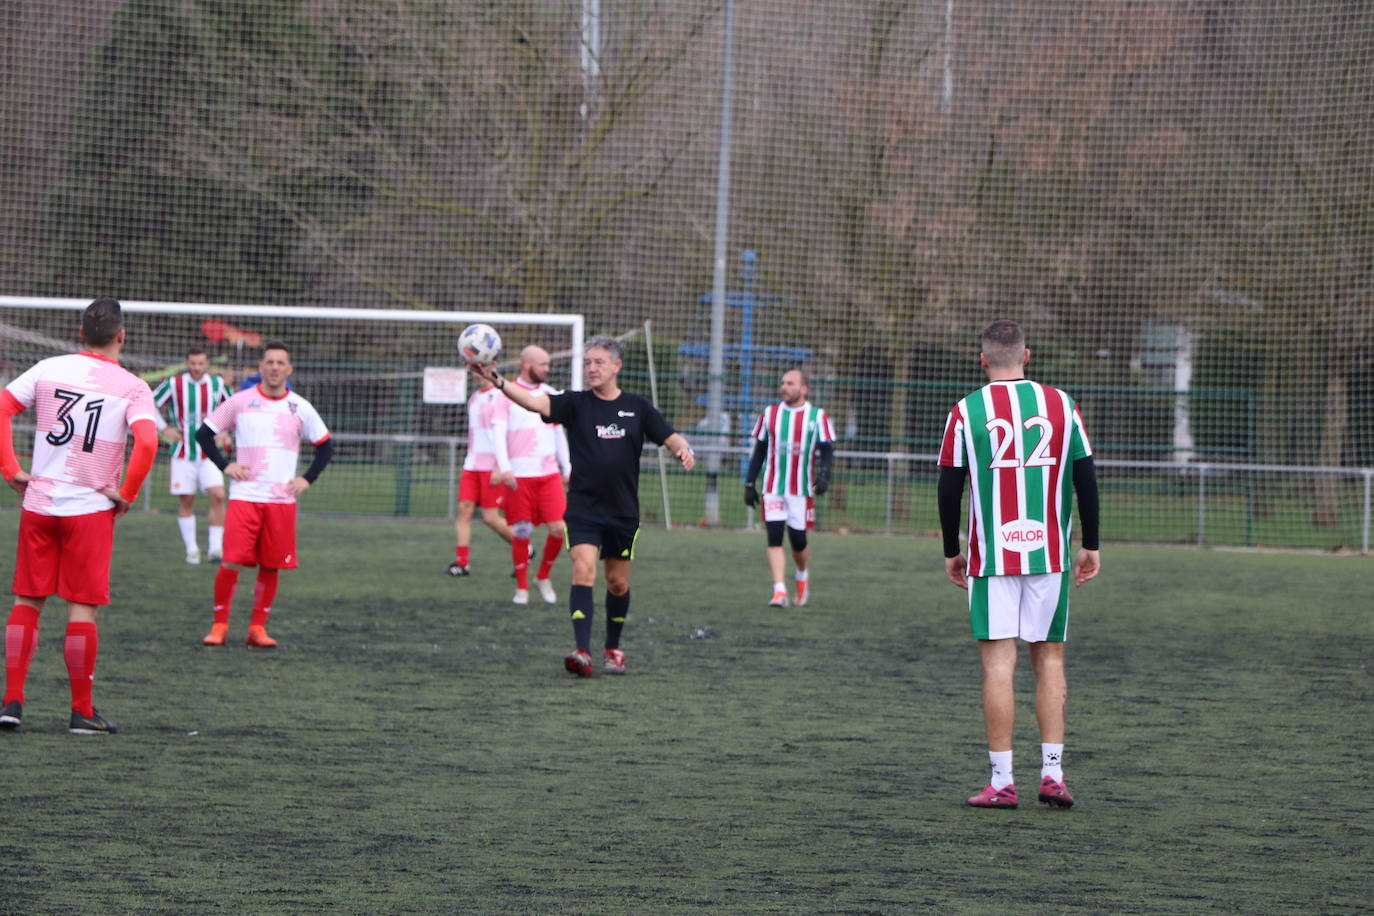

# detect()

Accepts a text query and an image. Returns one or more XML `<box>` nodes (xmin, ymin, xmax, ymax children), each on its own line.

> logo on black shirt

<box><xmin>596</xmin><ymin>423</ymin><xmax>627</xmax><ymax>439</ymax></box>
<box><xmin>617</xmin><ymin>410</ymin><xmax>636</xmax><ymax>417</ymax></box>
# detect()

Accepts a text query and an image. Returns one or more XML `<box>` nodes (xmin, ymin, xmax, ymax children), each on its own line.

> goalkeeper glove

<box><xmin>814</xmin><ymin>472</ymin><xmax>830</xmax><ymax>496</ymax></box>
<box><xmin>744</xmin><ymin>483</ymin><xmax>759</xmax><ymax>508</ymax></box>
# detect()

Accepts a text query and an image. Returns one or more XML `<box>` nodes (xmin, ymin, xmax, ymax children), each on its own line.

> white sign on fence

<box><xmin>422</xmin><ymin>367</ymin><xmax>468</xmax><ymax>404</ymax></box>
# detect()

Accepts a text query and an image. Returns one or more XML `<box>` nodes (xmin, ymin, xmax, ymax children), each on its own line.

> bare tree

<box><xmin>184</xmin><ymin>0</ymin><xmax>719</xmax><ymax>313</ymax></box>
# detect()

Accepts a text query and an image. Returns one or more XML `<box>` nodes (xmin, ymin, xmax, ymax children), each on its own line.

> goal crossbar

<box><xmin>0</xmin><ymin>296</ymin><xmax>586</xmax><ymax>389</ymax></box>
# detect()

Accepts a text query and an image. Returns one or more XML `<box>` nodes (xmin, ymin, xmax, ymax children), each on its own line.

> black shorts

<box><xmin>564</xmin><ymin>510</ymin><xmax>641</xmax><ymax>560</ymax></box>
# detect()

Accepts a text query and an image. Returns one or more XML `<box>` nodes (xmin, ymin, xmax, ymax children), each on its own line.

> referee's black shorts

<box><xmin>564</xmin><ymin>510</ymin><xmax>640</xmax><ymax>560</ymax></box>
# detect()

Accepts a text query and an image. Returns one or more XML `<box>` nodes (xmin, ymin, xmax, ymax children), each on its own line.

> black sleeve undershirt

<box><xmin>196</xmin><ymin>424</ymin><xmax>228</xmax><ymax>470</ymax></box>
<box><xmin>814</xmin><ymin>442</ymin><xmax>835</xmax><ymax>488</ymax></box>
<box><xmin>302</xmin><ymin>438</ymin><xmax>334</xmax><ymax>484</ymax></box>
<box><xmin>938</xmin><ymin>465</ymin><xmax>967</xmax><ymax>558</ymax></box>
<box><xmin>744</xmin><ymin>439</ymin><xmax>767</xmax><ymax>485</ymax></box>
<box><xmin>196</xmin><ymin>425</ymin><xmax>334</xmax><ymax>484</ymax></box>
<box><xmin>1073</xmin><ymin>455</ymin><xmax>1100</xmax><ymax>551</ymax></box>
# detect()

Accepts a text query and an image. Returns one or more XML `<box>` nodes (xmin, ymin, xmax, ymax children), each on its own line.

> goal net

<box><xmin>1</xmin><ymin>2</ymin><xmax>1371</xmax><ymax>548</ymax></box>
<box><xmin>0</xmin><ymin>297</ymin><xmax>583</xmax><ymax>520</ymax></box>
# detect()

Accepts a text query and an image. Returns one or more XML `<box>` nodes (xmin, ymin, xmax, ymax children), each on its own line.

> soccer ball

<box><xmin>457</xmin><ymin>323</ymin><xmax>501</xmax><ymax>365</ymax></box>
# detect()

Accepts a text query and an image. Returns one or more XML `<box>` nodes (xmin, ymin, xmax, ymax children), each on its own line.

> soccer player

<box><xmin>743</xmin><ymin>368</ymin><xmax>835</xmax><ymax>607</ymax></box>
<box><xmin>938</xmin><ymin>320</ymin><xmax>1100</xmax><ymax>809</ymax></box>
<box><xmin>504</xmin><ymin>346</ymin><xmax>571</xmax><ymax>606</ymax></box>
<box><xmin>194</xmin><ymin>342</ymin><xmax>333</xmax><ymax>648</ymax></box>
<box><xmin>447</xmin><ymin>366</ymin><xmax>517</xmax><ymax>577</ymax></box>
<box><xmin>475</xmin><ymin>336</ymin><xmax>695</xmax><ymax>676</ymax></box>
<box><xmin>0</xmin><ymin>298</ymin><xmax>159</xmax><ymax>735</ymax></box>
<box><xmin>152</xmin><ymin>348</ymin><xmax>231</xmax><ymax>564</ymax></box>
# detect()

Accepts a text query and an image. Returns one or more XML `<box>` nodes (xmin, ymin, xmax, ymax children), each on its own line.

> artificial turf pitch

<box><xmin>0</xmin><ymin>515</ymin><xmax>1369</xmax><ymax>914</ymax></box>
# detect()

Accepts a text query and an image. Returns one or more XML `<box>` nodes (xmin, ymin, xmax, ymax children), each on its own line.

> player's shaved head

<box><xmin>521</xmin><ymin>345</ymin><xmax>551</xmax><ymax>384</ymax></box>
<box><xmin>980</xmin><ymin>320</ymin><xmax>1027</xmax><ymax>370</ymax></box>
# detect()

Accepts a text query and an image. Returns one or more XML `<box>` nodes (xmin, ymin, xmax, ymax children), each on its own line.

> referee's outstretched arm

<box><xmin>476</xmin><ymin>364</ymin><xmax>550</xmax><ymax>417</ymax></box>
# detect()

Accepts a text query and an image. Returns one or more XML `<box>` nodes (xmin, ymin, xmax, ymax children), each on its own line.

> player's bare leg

<box><xmin>968</xmin><ymin>638</ymin><xmax>1020</xmax><ymax>807</ymax></box>
<box><xmin>206</xmin><ymin>485</ymin><xmax>226</xmax><ymax>561</ymax></box>
<box><xmin>564</xmin><ymin>543</ymin><xmax>600</xmax><ymax>676</ymax></box>
<box><xmin>177</xmin><ymin>493</ymin><xmax>200</xmax><ymax>564</ymax></box>
<box><xmin>791</xmin><ymin>541</ymin><xmax>811</xmax><ymax>606</ymax></box>
<box><xmin>766</xmin><ymin>545</ymin><xmax>788</xmax><ymax>606</ymax></box>
<box><xmin>601</xmin><ymin>557</ymin><xmax>632</xmax><ymax>674</ymax></box>
<box><xmin>1030</xmin><ymin>640</ymin><xmax>1074</xmax><ymax>807</ymax></box>
<box><xmin>479</xmin><ymin>505</ymin><xmax>515</xmax><ymax>544</ymax></box>
<box><xmin>980</xmin><ymin>638</ymin><xmax>1018</xmax><ymax>750</ymax></box>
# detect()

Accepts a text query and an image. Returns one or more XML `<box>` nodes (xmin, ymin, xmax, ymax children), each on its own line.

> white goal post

<box><xmin>0</xmin><ymin>295</ymin><xmax>585</xmax><ymax>520</ymax></box>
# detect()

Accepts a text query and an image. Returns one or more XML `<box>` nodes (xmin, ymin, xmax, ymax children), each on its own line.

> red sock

<box><xmin>4</xmin><ymin>604</ymin><xmax>41</xmax><ymax>705</ymax></box>
<box><xmin>512</xmin><ymin>537</ymin><xmax>531</xmax><ymax>589</ymax></box>
<box><xmin>64</xmin><ymin>621</ymin><xmax>98</xmax><ymax>717</ymax></box>
<box><xmin>250</xmin><ymin>568</ymin><xmax>279</xmax><ymax>629</ymax></box>
<box><xmin>537</xmin><ymin>534</ymin><xmax>563</xmax><ymax>580</ymax></box>
<box><xmin>456</xmin><ymin>545</ymin><xmax>470</xmax><ymax>567</ymax></box>
<box><xmin>213</xmin><ymin>566</ymin><xmax>240</xmax><ymax>626</ymax></box>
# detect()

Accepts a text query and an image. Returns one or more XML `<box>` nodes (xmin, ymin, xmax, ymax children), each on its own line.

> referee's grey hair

<box><xmin>584</xmin><ymin>336</ymin><xmax>623</xmax><ymax>362</ymax></box>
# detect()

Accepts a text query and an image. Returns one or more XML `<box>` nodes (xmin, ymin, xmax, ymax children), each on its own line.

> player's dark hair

<box><xmin>584</xmin><ymin>336</ymin><xmax>622</xmax><ymax>362</ymax></box>
<box><xmin>81</xmin><ymin>298</ymin><xmax>124</xmax><ymax>347</ymax></box>
<box><xmin>186</xmin><ymin>347</ymin><xmax>207</xmax><ymax>358</ymax></box>
<box><xmin>263</xmin><ymin>340</ymin><xmax>290</xmax><ymax>357</ymax></box>
<box><xmin>980</xmin><ymin>320</ymin><xmax>1026</xmax><ymax>369</ymax></box>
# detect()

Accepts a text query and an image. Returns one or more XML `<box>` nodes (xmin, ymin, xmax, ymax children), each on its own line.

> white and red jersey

<box><xmin>462</xmin><ymin>385</ymin><xmax>509</xmax><ymax>473</ymax></box>
<box><xmin>938</xmin><ymin>379</ymin><xmax>1092</xmax><ymax>578</ymax></box>
<box><xmin>505</xmin><ymin>379</ymin><xmax>570</xmax><ymax>479</ymax></box>
<box><xmin>203</xmin><ymin>385</ymin><xmax>330</xmax><ymax>505</ymax></box>
<box><xmin>752</xmin><ymin>401</ymin><xmax>836</xmax><ymax>497</ymax></box>
<box><xmin>4</xmin><ymin>352</ymin><xmax>157</xmax><ymax>516</ymax></box>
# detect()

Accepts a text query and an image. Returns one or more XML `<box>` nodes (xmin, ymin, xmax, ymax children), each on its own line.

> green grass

<box><xmin>0</xmin><ymin>516</ymin><xmax>1370</xmax><ymax>913</ymax></box>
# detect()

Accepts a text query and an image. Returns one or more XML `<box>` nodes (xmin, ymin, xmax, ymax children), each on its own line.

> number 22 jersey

<box><xmin>939</xmin><ymin>379</ymin><xmax>1092</xmax><ymax>578</ymax></box>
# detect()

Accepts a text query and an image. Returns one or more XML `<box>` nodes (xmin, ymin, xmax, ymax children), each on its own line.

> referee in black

<box><xmin>476</xmin><ymin>336</ymin><xmax>695</xmax><ymax>676</ymax></box>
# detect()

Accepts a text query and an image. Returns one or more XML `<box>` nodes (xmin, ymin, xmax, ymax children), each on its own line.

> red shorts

<box><xmin>13</xmin><ymin>509</ymin><xmax>115</xmax><ymax>606</ymax></box>
<box><xmin>223</xmin><ymin>500</ymin><xmax>298</xmax><ymax>569</ymax></box>
<box><xmin>506</xmin><ymin>473</ymin><xmax>567</xmax><ymax>526</ymax></box>
<box><xmin>459</xmin><ymin>469</ymin><xmax>508</xmax><ymax>510</ymax></box>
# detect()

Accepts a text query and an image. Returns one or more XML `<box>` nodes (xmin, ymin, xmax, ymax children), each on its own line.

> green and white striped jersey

<box><xmin>939</xmin><ymin>380</ymin><xmax>1092</xmax><ymax>577</ymax></box>
<box><xmin>752</xmin><ymin>401</ymin><xmax>836</xmax><ymax>497</ymax></box>
<box><xmin>152</xmin><ymin>371</ymin><xmax>230</xmax><ymax>461</ymax></box>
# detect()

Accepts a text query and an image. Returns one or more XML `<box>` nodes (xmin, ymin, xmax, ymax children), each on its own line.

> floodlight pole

<box><xmin>704</xmin><ymin>0</ymin><xmax>736</xmax><ymax>526</ymax></box>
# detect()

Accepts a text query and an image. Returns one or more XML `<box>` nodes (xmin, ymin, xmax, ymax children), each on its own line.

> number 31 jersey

<box><xmin>4</xmin><ymin>352</ymin><xmax>158</xmax><ymax>516</ymax></box>
<box><xmin>939</xmin><ymin>379</ymin><xmax>1092</xmax><ymax>577</ymax></box>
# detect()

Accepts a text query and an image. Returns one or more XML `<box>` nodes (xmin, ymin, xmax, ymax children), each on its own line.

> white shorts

<box><xmin>169</xmin><ymin>456</ymin><xmax>225</xmax><ymax>495</ymax></box>
<box><xmin>762</xmin><ymin>493</ymin><xmax>813</xmax><ymax>530</ymax></box>
<box><xmin>968</xmin><ymin>572</ymin><xmax>1070</xmax><ymax>643</ymax></box>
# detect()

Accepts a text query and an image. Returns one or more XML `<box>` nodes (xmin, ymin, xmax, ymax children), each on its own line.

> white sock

<box><xmin>208</xmin><ymin>526</ymin><xmax>224</xmax><ymax>555</ymax></box>
<box><xmin>178</xmin><ymin>516</ymin><xmax>197</xmax><ymax>552</ymax></box>
<box><xmin>772</xmin><ymin>581</ymin><xmax>786</xmax><ymax>593</ymax></box>
<box><xmin>989</xmin><ymin>750</ymin><xmax>1014</xmax><ymax>790</ymax></box>
<box><xmin>1041</xmin><ymin>743</ymin><xmax>1064</xmax><ymax>782</ymax></box>
<box><xmin>795</xmin><ymin>569</ymin><xmax>809</xmax><ymax>583</ymax></box>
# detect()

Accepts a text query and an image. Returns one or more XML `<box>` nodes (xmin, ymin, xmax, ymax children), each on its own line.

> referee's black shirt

<box><xmin>545</xmin><ymin>389</ymin><xmax>675</xmax><ymax>519</ymax></box>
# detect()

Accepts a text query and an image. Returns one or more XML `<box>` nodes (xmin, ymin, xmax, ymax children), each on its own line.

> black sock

<box><xmin>569</xmin><ymin>584</ymin><xmax>594</xmax><ymax>651</ymax></box>
<box><xmin>605</xmin><ymin>589</ymin><xmax>630</xmax><ymax>650</ymax></box>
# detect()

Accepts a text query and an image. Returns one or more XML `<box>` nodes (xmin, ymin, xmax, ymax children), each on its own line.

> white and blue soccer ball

<box><xmin>457</xmin><ymin>323</ymin><xmax>502</xmax><ymax>365</ymax></box>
